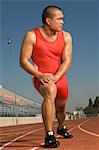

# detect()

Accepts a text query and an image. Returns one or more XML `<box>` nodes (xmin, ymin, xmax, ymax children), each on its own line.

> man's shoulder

<box><xmin>25</xmin><ymin>30</ymin><xmax>35</xmax><ymax>37</ymax></box>
<box><xmin>62</xmin><ymin>30</ymin><xmax>72</xmax><ymax>38</ymax></box>
<box><xmin>25</xmin><ymin>29</ymin><xmax>36</xmax><ymax>41</ymax></box>
<box><xmin>26</xmin><ymin>27</ymin><xmax>40</xmax><ymax>36</ymax></box>
<box><xmin>62</xmin><ymin>30</ymin><xmax>72</xmax><ymax>42</ymax></box>
<box><xmin>22</xmin><ymin>30</ymin><xmax>36</xmax><ymax>44</ymax></box>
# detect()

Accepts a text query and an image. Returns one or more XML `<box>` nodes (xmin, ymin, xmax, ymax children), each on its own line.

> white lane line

<box><xmin>29</xmin><ymin>143</ymin><xmax>44</xmax><ymax>150</ymax></box>
<box><xmin>0</xmin><ymin>119</ymin><xmax>90</xmax><ymax>150</ymax></box>
<box><xmin>0</xmin><ymin>127</ymin><xmax>44</xmax><ymax>150</ymax></box>
<box><xmin>69</xmin><ymin>124</ymin><xmax>80</xmax><ymax>131</ymax></box>
<box><xmin>29</xmin><ymin>119</ymin><xmax>99</xmax><ymax>150</ymax></box>
<box><xmin>0</xmin><ymin>127</ymin><xmax>32</xmax><ymax>134</ymax></box>
<box><xmin>30</xmin><ymin>147</ymin><xmax>39</xmax><ymax>150</ymax></box>
<box><xmin>30</xmin><ymin>120</ymin><xmax>90</xmax><ymax>150</ymax></box>
<box><xmin>55</xmin><ymin>121</ymin><xmax>86</xmax><ymax>138</ymax></box>
<box><xmin>29</xmin><ymin>124</ymin><xmax>80</xmax><ymax>150</ymax></box>
<box><xmin>78</xmin><ymin>119</ymin><xmax>99</xmax><ymax>138</ymax></box>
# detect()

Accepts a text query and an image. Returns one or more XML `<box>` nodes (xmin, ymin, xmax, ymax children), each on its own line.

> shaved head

<box><xmin>42</xmin><ymin>6</ymin><xmax>63</xmax><ymax>24</ymax></box>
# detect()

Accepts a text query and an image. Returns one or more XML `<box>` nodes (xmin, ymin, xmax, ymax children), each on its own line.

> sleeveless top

<box><xmin>31</xmin><ymin>28</ymin><xmax>65</xmax><ymax>74</ymax></box>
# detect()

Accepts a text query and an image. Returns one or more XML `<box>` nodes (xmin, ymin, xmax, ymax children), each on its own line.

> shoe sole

<box><xmin>57</xmin><ymin>133</ymin><xmax>73</xmax><ymax>139</ymax></box>
<box><xmin>45</xmin><ymin>141</ymin><xmax>60</xmax><ymax>148</ymax></box>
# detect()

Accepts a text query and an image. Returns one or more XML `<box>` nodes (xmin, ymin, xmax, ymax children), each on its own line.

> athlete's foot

<box><xmin>45</xmin><ymin>131</ymin><xmax>60</xmax><ymax>148</ymax></box>
<box><xmin>57</xmin><ymin>126</ymin><xmax>73</xmax><ymax>139</ymax></box>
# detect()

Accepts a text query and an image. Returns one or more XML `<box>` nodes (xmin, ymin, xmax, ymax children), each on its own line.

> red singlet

<box><xmin>31</xmin><ymin>28</ymin><xmax>68</xmax><ymax>100</ymax></box>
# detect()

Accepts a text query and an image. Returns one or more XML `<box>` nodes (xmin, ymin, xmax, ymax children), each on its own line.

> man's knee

<box><xmin>40</xmin><ymin>83</ymin><xmax>57</xmax><ymax>100</ymax></box>
<box><xmin>47</xmin><ymin>84</ymin><xmax>57</xmax><ymax>94</ymax></box>
<box><xmin>45</xmin><ymin>84</ymin><xmax>57</xmax><ymax>98</ymax></box>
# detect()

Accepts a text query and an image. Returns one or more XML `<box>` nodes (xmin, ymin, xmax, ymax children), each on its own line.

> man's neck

<box><xmin>41</xmin><ymin>25</ymin><xmax>57</xmax><ymax>37</ymax></box>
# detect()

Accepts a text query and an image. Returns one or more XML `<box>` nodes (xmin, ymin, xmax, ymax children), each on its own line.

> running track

<box><xmin>0</xmin><ymin>117</ymin><xmax>99</xmax><ymax>150</ymax></box>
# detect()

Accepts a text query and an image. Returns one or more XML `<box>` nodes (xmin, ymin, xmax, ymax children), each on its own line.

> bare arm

<box><xmin>20</xmin><ymin>31</ymin><xmax>43</xmax><ymax>78</ymax></box>
<box><xmin>54</xmin><ymin>31</ymin><xmax>73</xmax><ymax>82</ymax></box>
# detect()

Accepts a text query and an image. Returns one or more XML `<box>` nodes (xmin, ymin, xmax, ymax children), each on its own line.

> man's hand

<box><xmin>43</xmin><ymin>73</ymin><xmax>55</xmax><ymax>84</ymax></box>
<box><xmin>38</xmin><ymin>73</ymin><xmax>55</xmax><ymax>84</ymax></box>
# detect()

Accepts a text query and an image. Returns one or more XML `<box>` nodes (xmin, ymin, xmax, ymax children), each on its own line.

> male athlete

<box><xmin>20</xmin><ymin>5</ymin><xmax>73</xmax><ymax>148</ymax></box>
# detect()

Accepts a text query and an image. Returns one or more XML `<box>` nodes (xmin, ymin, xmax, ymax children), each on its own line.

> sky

<box><xmin>1</xmin><ymin>0</ymin><xmax>99</xmax><ymax>112</ymax></box>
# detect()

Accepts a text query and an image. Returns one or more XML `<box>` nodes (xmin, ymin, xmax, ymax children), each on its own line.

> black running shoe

<box><xmin>45</xmin><ymin>131</ymin><xmax>60</xmax><ymax>148</ymax></box>
<box><xmin>57</xmin><ymin>126</ymin><xmax>73</xmax><ymax>139</ymax></box>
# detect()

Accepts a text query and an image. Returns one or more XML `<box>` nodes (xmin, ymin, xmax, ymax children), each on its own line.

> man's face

<box><xmin>49</xmin><ymin>10</ymin><xmax>64</xmax><ymax>32</ymax></box>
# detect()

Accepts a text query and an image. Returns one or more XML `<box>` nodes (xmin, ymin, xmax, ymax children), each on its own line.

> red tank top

<box><xmin>31</xmin><ymin>28</ymin><xmax>64</xmax><ymax>74</ymax></box>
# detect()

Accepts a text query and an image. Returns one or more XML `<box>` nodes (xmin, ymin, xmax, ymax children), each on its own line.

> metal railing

<box><xmin>0</xmin><ymin>96</ymin><xmax>41</xmax><ymax>117</ymax></box>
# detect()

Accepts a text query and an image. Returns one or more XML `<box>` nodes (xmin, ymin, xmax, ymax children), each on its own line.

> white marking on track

<box><xmin>78</xmin><ymin>119</ymin><xmax>99</xmax><ymax>138</ymax></box>
<box><xmin>0</xmin><ymin>119</ymin><xmax>94</xmax><ymax>150</ymax></box>
<box><xmin>40</xmin><ymin>142</ymin><xmax>44</xmax><ymax>146</ymax></box>
<box><xmin>0</xmin><ymin>127</ymin><xmax>44</xmax><ymax>150</ymax></box>
<box><xmin>29</xmin><ymin>142</ymin><xmax>44</xmax><ymax>150</ymax></box>
<box><xmin>30</xmin><ymin>147</ymin><xmax>39</xmax><ymax>150</ymax></box>
<box><xmin>29</xmin><ymin>120</ymin><xmax>90</xmax><ymax>150</ymax></box>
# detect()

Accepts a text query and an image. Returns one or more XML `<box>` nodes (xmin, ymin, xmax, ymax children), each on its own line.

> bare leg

<box><xmin>42</xmin><ymin>96</ymin><xmax>54</xmax><ymax>132</ymax></box>
<box><xmin>40</xmin><ymin>83</ymin><xmax>57</xmax><ymax>133</ymax></box>
<box><xmin>55</xmin><ymin>99</ymin><xmax>67</xmax><ymax>129</ymax></box>
<box><xmin>55</xmin><ymin>99</ymin><xmax>73</xmax><ymax>139</ymax></box>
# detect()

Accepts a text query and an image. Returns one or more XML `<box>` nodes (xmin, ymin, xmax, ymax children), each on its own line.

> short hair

<box><xmin>42</xmin><ymin>5</ymin><xmax>63</xmax><ymax>24</ymax></box>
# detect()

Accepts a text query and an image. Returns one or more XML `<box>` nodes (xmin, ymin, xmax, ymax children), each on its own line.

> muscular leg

<box><xmin>39</xmin><ymin>83</ymin><xmax>57</xmax><ymax>133</ymax></box>
<box><xmin>55</xmin><ymin>98</ymin><xmax>73</xmax><ymax>139</ymax></box>
<box><xmin>55</xmin><ymin>99</ymin><xmax>67</xmax><ymax>129</ymax></box>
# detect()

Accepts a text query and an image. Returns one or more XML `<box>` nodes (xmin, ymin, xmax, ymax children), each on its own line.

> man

<box><xmin>20</xmin><ymin>5</ymin><xmax>73</xmax><ymax>148</ymax></box>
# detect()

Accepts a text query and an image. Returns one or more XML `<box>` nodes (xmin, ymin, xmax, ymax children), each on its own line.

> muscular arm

<box><xmin>54</xmin><ymin>31</ymin><xmax>73</xmax><ymax>82</ymax></box>
<box><xmin>20</xmin><ymin>31</ymin><xmax>43</xmax><ymax>78</ymax></box>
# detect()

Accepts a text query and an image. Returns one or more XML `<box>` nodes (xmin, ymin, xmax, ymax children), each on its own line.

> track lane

<box><xmin>0</xmin><ymin>118</ymin><xmax>99</xmax><ymax>150</ymax></box>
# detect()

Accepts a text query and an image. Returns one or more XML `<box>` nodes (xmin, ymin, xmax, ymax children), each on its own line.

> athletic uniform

<box><xmin>31</xmin><ymin>28</ymin><xmax>68</xmax><ymax>100</ymax></box>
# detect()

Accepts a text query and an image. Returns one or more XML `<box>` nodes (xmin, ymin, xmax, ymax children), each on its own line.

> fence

<box><xmin>0</xmin><ymin>99</ymin><xmax>41</xmax><ymax>117</ymax></box>
<box><xmin>0</xmin><ymin>88</ymin><xmax>42</xmax><ymax>117</ymax></box>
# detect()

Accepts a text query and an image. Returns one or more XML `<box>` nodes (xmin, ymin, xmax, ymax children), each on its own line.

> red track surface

<box><xmin>0</xmin><ymin>117</ymin><xmax>99</xmax><ymax>150</ymax></box>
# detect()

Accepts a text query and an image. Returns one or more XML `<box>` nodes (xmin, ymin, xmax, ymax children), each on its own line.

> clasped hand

<box><xmin>39</xmin><ymin>73</ymin><xmax>55</xmax><ymax>84</ymax></box>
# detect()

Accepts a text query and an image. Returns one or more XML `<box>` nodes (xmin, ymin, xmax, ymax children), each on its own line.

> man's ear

<box><xmin>46</xmin><ymin>17</ymin><xmax>51</xmax><ymax>26</ymax></box>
